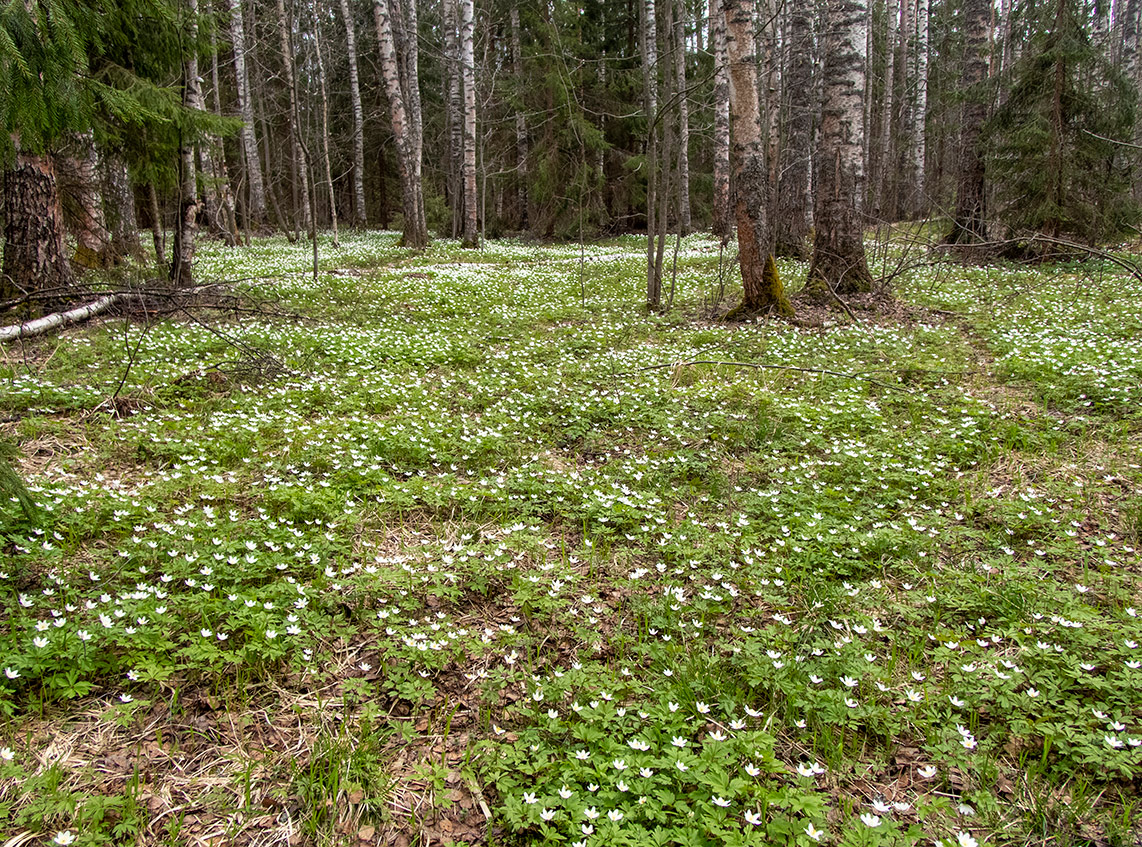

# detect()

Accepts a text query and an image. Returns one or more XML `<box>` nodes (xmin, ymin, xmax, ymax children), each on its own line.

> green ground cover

<box><xmin>1</xmin><ymin>232</ymin><xmax>1140</xmax><ymax>847</ymax></box>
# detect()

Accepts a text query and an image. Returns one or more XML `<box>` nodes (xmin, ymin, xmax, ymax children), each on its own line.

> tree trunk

<box><xmin>374</xmin><ymin>0</ymin><xmax>428</xmax><ymax>249</ymax></box>
<box><xmin>58</xmin><ymin>132</ymin><xmax>112</xmax><ymax>269</ymax></box>
<box><xmin>909</xmin><ymin>0</ymin><xmax>928</xmax><ymax>217</ymax></box>
<box><xmin>723</xmin><ymin>0</ymin><xmax>794</xmax><ymax>318</ymax></box>
<box><xmin>774</xmin><ymin>2</ymin><xmax>813</xmax><ymax>258</ymax></box>
<box><xmin>643</xmin><ymin>0</ymin><xmax>662</xmax><ymax>309</ymax></box>
<box><xmin>444</xmin><ymin>0</ymin><xmax>462</xmax><ymax>237</ymax></box>
<box><xmin>807</xmin><ymin>0</ymin><xmax>873</xmax><ymax>296</ymax></box>
<box><xmin>209</xmin><ymin>43</ymin><xmax>241</xmax><ymax>246</ymax></box>
<box><xmin>101</xmin><ymin>151</ymin><xmax>143</xmax><ymax>262</ymax></box>
<box><xmin>511</xmin><ymin>6</ymin><xmax>528</xmax><ymax>230</ymax></box>
<box><xmin>171</xmin><ymin>0</ymin><xmax>201</xmax><ymax>287</ymax></box>
<box><xmin>709</xmin><ymin>0</ymin><xmax>731</xmax><ymax>240</ymax></box>
<box><xmin>674</xmin><ymin>0</ymin><xmax>691</xmax><ymax>234</ymax></box>
<box><xmin>339</xmin><ymin>0</ymin><xmax>368</xmax><ymax>227</ymax></box>
<box><xmin>2</xmin><ymin>148</ymin><xmax>75</xmax><ymax>307</ymax></box>
<box><xmin>312</xmin><ymin>6</ymin><xmax>340</xmax><ymax>247</ymax></box>
<box><xmin>400</xmin><ymin>0</ymin><xmax>427</xmax><ymax>242</ymax></box>
<box><xmin>276</xmin><ymin>0</ymin><xmax>312</xmax><ymax>235</ymax></box>
<box><xmin>196</xmin><ymin>33</ymin><xmax>237</xmax><ymax>248</ymax></box>
<box><xmin>149</xmin><ymin>182</ymin><xmax>166</xmax><ymax>268</ymax></box>
<box><xmin>945</xmin><ymin>0</ymin><xmax>990</xmax><ymax>243</ymax></box>
<box><xmin>227</xmin><ymin>0</ymin><xmax>267</xmax><ymax>226</ymax></box>
<box><xmin>460</xmin><ymin>0</ymin><xmax>479</xmax><ymax>247</ymax></box>
<box><xmin>878</xmin><ymin>0</ymin><xmax>897</xmax><ymax>220</ymax></box>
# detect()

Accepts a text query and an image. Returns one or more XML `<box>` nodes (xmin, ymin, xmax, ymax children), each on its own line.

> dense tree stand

<box><xmin>2</xmin><ymin>151</ymin><xmax>76</xmax><ymax>310</ymax></box>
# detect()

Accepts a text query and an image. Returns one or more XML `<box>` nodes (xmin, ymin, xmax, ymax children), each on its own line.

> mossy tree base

<box><xmin>725</xmin><ymin>252</ymin><xmax>796</xmax><ymax>321</ymax></box>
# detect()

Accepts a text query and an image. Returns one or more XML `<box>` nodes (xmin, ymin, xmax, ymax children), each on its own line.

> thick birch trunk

<box><xmin>2</xmin><ymin>148</ymin><xmax>75</xmax><ymax>306</ymax></box>
<box><xmin>807</xmin><ymin>0</ymin><xmax>873</xmax><ymax>296</ymax></box>
<box><xmin>228</xmin><ymin>0</ymin><xmax>266</xmax><ymax>226</ymax></box>
<box><xmin>460</xmin><ymin>0</ymin><xmax>479</xmax><ymax>247</ymax></box>
<box><xmin>339</xmin><ymin>0</ymin><xmax>368</xmax><ymax>227</ymax></box>
<box><xmin>723</xmin><ymin>0</ymin><xmax>794</xmax><ymax>318</ymax></box>
<box><xmin>374</xmin><ymin>0</ymin><xmax>428</xmax><ymax>248</ymax></box>
<box><xmin>709</xmin><ymin>0</ymin><xmax>731</xmax><ymax>240</ymax></box>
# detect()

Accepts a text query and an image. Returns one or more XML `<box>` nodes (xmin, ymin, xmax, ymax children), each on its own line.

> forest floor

<box><xmin>1</xmin><ymin>230</ymin><xmax>1141</xmax><ymax>847</ymax></box>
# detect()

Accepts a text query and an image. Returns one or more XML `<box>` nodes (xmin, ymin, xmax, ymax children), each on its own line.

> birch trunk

<box><xmin>276</xmin><ymin>0</ymin><xmax>312</xmax><ymax>235</ymax></box>
<box><xmin>227</xmin><ymin>0</ymin><xmax>266</xmax><ymax>226</ymax></box>
<box><xmin>444</xmin><ymin>0</ymin><xmax>462</xmax><ymax>236</ymax></box>
<box><xmin>709</xmin><ymin>0</ymin><xmax>731</xmax><ymax>240</ymax></box>
<box><xmin>807</xmin><ymin>0</ymin><xmax>873</xmax><ymax>296</ymax></box>
<box><xmin>643</xmin><ymin>0</ymin><xmax>661</xmax><ymax>308</ymax></box>
<box><xmin>945</xmin><ymin>0</ymin><xmax>990</xmax><ymax>243</ymax></box>
<box><xmin>374</xmin><ymin>0</ymin><xmax>428</xmax><ymax>248</ymax></box>
<box><xmin>199</xmin><ymin>34</ymin><xmax>237</xmax><ymax>247</ymax></box>
<box><xmin>460</xmin><ymin>0</ymin><xmax>479</xmax><ymax>247</ymax></box>
<box><xmin>723</xmin><ymin>0</ymin><xmax>794</xmax><ymax>318</ymax></box>
<box><xmin>339</xmin><ymin>0</ymin><xmax>368</xmax><ymax>227</ymax></box>
<box><xmin>312</xmin><ymin>8</ymin><xmax>339</xmax><ymax>247</ymax></box>
<box><xmin>172</xmin><ymin>0</ymin><xmax>201</xmax><ymax>287</ymax></box>
<box><xmin>674</xmin><ymin>0</ymin><xmax>691</xmax><ymax>234</ymax></box>
<box><xmin>910</xmin><ymin>0</ymin><xmax>928</xmax><ymax>217</ymax></box>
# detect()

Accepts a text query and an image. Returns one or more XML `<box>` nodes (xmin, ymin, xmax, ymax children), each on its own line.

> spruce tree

<box><xmin>1</xmin><ymin>0</ymin><xmax>188</xmax><ymax>308</ymax></box>
<box><xmin>986</xmin><ymin>0</ymin><xmax>1138</xmax><ymax>245</ymax></box>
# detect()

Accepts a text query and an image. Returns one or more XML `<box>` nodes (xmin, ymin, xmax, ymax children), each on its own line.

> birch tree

<box><xmin>172</xmin><ymin>0</ymin><xmax>202</xmax><ymax>287</ymax></box>
<box><xmin>723</xmin><ymin>0</ymin><xmax>794</xmax><ymax>318</ymax></box>
<box><xmin>339</xmin><ymin>0</ymin><xmax>368</xmax><ymax>227</ymax></box>
<box><xmin>373</xmin><ymin>0</ymin><xmax>428</xmax><ymax>248</ymax></box>
<box><xmin>228</xmin><ymin>0</ymin><xmax>266</xmax><ymax>226</ymax></box>
<box><xmin>806</xmin><ymin>0</ymin><xmax>873</xmax><ymax>296</ymax></box>
<box><xmin>460</xmin><ymin>0</ymin><xmax>479</xmax><ymax>247</ymax></box>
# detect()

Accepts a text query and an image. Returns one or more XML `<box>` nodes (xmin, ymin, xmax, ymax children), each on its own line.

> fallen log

<box><xmin>0</xmin><ymin>294</ymin><xmax>123</xmax><ymax>342</ymax></box>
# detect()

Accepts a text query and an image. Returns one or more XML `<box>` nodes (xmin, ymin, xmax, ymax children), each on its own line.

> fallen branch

<box><xmin>0</xmin><ymin>294</ymin><xmax>123</xmax><ymax>342</ymax></box>
<box><xmin>616</xmin><ymin>360</ymin><xmax>916</xmax><ymax>393</ymax></box>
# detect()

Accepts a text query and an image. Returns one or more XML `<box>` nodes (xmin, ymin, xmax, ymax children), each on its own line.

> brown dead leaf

<box><xmin>357</xmin><ymin>825</ymin><xmax>375</xmax><ymax>841</ymax></box>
